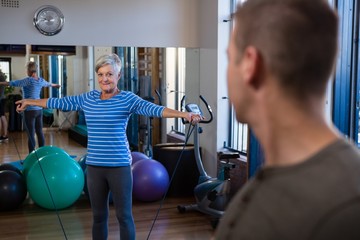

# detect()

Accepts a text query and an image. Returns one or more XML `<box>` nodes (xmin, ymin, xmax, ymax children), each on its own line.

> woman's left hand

<box><xmin>184</xmin><ymin>112</ymin><xmax>204</xmax><ymax>124</ymax></box>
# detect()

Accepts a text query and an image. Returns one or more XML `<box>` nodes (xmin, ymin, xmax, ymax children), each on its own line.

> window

<box><xmin>165</xmin><ymin>48</ymin><xmax>186</xmax><ymax>134</ymax></box>
<box><xmin>229</xmin><ymin>108</ymin><xmax>248</xmax><ymax>153</ymax></box>
<box><xmin>227</xmin><ymin>0</ymin><xmax>248</xmax><ymax>154</ymax></box>
<box><xmin>0</xmin><ymin>58</ymin><xmax>11</xmax><ymax>81</ymax></box>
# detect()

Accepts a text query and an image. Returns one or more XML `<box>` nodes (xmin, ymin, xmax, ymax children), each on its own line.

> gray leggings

<box><xmin>87</xmin><ymin>165</ymin><xmax>135</xmax><ymax>240</ymax></box>
<box><xmin>24</xmin><ymin>110</ymin><xmax>45</xmax><ymax>153</ymax></box>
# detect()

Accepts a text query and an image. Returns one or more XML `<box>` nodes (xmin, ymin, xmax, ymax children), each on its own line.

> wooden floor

<box><xmin>0</xmin><ymin>129</ymin><xmax>215</xmax><ymax>240</ymax></box>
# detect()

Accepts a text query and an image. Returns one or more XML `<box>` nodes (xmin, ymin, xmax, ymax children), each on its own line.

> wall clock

<box><xmin>33</xmin><ymin>5</ymin><xmax>65</xmax><ymax>36</ymax></box>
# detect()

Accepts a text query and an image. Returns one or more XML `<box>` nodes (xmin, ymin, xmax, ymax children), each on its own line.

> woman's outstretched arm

<box><xmin>162</xmin><ymin>107</ymin><xmax>203</xmax><ymax>124</ymax></box>
<box><xmin>15</xmin><ymin>99</ymin><xmax>48</xmax><ymax>112</ymax></box>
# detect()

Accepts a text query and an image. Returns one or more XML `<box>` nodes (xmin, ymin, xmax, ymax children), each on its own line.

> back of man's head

<box><xmin>233</xmin><ymin>0</ymin><xmax>338</xmax><ymax>100</ymax></box>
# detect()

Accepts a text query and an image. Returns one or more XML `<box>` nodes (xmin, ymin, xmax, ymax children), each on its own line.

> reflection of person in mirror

<box><xmin>0</xmin><ymin>69</ymin><xmax>8</xmax><ymax>143</ymax></box>
<box><xmin>14</xmin><ymin>53</ymin><xmax>203</xmax><ymax>240</ymax></box>
<box><xmin>0</xmin><ymin>61</ymin><xmax>60</xmax><ymax>152</ymax></box>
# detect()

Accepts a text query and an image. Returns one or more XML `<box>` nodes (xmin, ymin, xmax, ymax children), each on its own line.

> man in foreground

<box><xmin>215</xmin><ymin>0</ymin><xmax>360</xmax><ymax>239</ymax></box>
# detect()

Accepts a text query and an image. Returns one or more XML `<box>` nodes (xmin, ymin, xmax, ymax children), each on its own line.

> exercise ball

<box><xmin>131</xmin><ymin>151</ymin><xmax>149</xmax><ymax>165</ymax></box>
<box><xmin>0</xmin><ymin>170</ymin><xmax>27</xmax><ymax>211</ymax></box>
<box><xmin>26</xmin><ymin>153</ymin><xmax>84</xmax><ymax>210</ymax></box>
<box><xmin>132</xmin><ymin>159</ymin><xmax>169</xmax><ymax>202</ymax></box>
<box><xmin>22</xmin><ymin>145</ymin><xmax>70</xmax><ymax>177</ymax></box>
<box><xmin>0</xmin><ymin>163</ymin><xmax>22</xmax><ymax>176</ymax></box>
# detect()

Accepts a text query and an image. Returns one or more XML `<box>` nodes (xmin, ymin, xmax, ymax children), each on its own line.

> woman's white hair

<box><xmin>95</xmin><ymin>53</ymin><xmax>122</xmax><ymax>74</ymax></box>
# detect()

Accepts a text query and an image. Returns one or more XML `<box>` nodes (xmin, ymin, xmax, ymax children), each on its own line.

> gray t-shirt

<box><xmin>215</xmin><ymin>138</ymin><xmax>360</xmax><ymax>240</ymax></box>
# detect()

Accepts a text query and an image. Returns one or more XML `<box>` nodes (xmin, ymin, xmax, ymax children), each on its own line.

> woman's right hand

<box><xmin>15</xmin><ymin>99</ymin><xmax>28</xmax><ymax>113</ymax></box>
<box><xmin>15</xmin><ymin>98</ymin><xmax>48</xmax><ymax>113</ymax></box>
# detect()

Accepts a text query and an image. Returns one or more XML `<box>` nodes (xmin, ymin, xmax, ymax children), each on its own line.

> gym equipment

<box><xmin>22</xmin><ymin>145</ymin><xmax>71</xmax><ymax>177</ymax></box>
<box><xmin>177</xmin><ymin>95</ymin><xmax>239</xmax><ymax>227</ymax></box>
<box><xmin>7</xmin><ymin>160</ymin><xmax>24</xmax><ymax>172</ymax></box>
<box><xmin>132</xmin><ymin>159</ymin><xmax>169</xmax><ymax>202</ymax></box>
<box><xmin>153</xmin><ymin>143</ymin><xmax>199</xmax><ymax>197</ymax></box>
<box><xmin>26</xmin><ymin>153</ymin><xmax>84</xmax><ymax>210</ymax></box>
<box><xmin>57</xmin><ymin>110</ymin><xmax>76</xmax><ymax>131</ymax></box>
<box><xmin>131</xmin><ymin>151</ymin><xmax>149</xmax><ymax>165</ymax></box>
<box><xmin>0</xmin><ymin>163</ymin><xmax>22</xmax><ymax>176</ymax></box>
<box><xmin>0</xmin><ymin>170</ymin><xmax>27</xmax><ymax>211</ymax></box>
<box><xmin>138</xmin><ymin>76</ymin><xmax>162</xmax><ymax>157</ymax></box>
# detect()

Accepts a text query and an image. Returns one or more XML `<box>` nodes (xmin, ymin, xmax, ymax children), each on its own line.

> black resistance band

<box><xmin>146</xmin><ymin>124</ymin><xmax>196</xmax><ymax>240</ymax></box>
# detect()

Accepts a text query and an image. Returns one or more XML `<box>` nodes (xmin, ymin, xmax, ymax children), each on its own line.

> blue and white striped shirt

<box><xmin>47</xmin><ymin>90</ymin><xmax>165</xmax><ymax>167</ymax></box>
<box><xmin>10</xmin><ymin>77</ymin><xmax>52</xmax><ymax>111</ymax></box>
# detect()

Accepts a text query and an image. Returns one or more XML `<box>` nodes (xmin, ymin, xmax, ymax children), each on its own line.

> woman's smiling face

<box><xmin>97</xmin><ymin>64</ymin><xmax>120</xmax><ymax>94</ymax></box>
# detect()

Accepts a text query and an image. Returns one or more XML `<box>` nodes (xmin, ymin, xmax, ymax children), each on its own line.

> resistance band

<box><xmin>146</xmin><ymin>124</ymin><xmax>196</xmax><ymax>240</ymax></box>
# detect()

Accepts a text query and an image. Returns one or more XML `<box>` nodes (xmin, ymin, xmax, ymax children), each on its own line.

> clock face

<box><xmin>33</xmin><ymin>5</ymin><xmax>64</xmax><ymax>36</ymax></box>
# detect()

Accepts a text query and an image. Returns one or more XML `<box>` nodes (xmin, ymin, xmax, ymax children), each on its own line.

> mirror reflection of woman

<box><xmin>15</xmin><ymin>53</ymin><xmax>203</xmax><ymax>240</ymax></box>
<box><xmin>0</xmin><ymin>62</ymin><xmax>60</xmax><ymax>152</ymax></box>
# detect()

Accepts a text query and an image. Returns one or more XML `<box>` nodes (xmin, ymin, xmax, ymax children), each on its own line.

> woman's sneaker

<box><xmin>0</xmin><ymin>136</ymin><xmax>8</xmax><ymax>142</ymax></box>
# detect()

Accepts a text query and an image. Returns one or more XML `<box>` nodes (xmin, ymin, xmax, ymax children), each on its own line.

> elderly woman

<box><xmin>15</xmin><ymin>53</ymin><xmax>202</xmax><ymax>240</ymax></box>
<box><xmin>0</xmin><ymin>62</ymin><xmax>60</xmax><ymax>151</ymax></box>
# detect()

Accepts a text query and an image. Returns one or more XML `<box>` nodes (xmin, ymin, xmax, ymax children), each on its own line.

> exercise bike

<box><xmin>177</xmin><ymin>95</ymin><xmax>239</xmax><ymax>228</ymax></box>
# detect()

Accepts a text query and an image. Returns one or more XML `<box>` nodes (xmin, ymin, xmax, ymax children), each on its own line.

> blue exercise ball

<box><xmin>0</xmin><ymin>170</ymin><xmax>27</xmax><ymax>211</ymax></box>
<box><xmin>22</xmin><ymin>145</ymin><xmax>71</xmax><ymax>177</ymax></box>
<box><xmin>132</xmin><ymin>159</ymin><xmax>169</xmax><ymax>202</ymax></box>
<box><xmin>131</xmin><ymin>151</ymin><xmax>149</xmax><ymax>165</ymax></box>
<box><xmin>26</xmin><ymin>153</ymin><xmax>84</xmax><ymax>210</ymax></box>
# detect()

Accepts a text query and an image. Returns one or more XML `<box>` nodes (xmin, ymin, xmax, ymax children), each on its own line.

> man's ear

<box><xmin>241</xmin><ymin>46</ymin><xmax>263</xmax><ymax>90</ymax></box>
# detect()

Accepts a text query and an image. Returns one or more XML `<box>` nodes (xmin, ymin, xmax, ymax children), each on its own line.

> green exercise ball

<box><xmin>22</xmin><ymin>146</ymin><xmax>70</xmax><ymax>177</ymax></box>
<box><xmin>26</xmin><ymin>153</ymin><xmax>84</xmax><ymax>210</ymax></box>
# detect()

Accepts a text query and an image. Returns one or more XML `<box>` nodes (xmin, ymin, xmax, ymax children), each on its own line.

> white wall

<box><xmin>324</xmin><ymin>0</ymin><xmax>335</xmax><ymax>124</ymax></box>
<box><xmin>0</xmin><ymin>0</ymin><xmax>199</xmax><ymax>47</ymax></box>
<box><xmin>216</xmin><ymin>1</ymin><xmax>231</xmax><ymax>153</ymax></box>
<box><xmin>197</xmin><ymin>0</ymin><xmax>231</xmax><ymax>176</ymax></box>
<box><xmin>66</xmin><ymin>46</ymin><xmax>90</xmax><ymax>96</ymax></box>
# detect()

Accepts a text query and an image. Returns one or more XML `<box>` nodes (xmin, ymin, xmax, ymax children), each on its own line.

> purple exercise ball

<box><xmin>132</xmin><ymin>159</ymin><xmax>169</xmax><ymax>202</ymax></box>
<box><xmin>131</xmin><ymin>151</ymin><xmax>149</xmax><ymax>165</ymax></box>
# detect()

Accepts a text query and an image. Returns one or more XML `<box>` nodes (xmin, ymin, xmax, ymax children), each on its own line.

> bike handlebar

<box><xmin>181</xmin><ymin>95</ymin><xmax>213</xmax><ymax>124</ymax></box>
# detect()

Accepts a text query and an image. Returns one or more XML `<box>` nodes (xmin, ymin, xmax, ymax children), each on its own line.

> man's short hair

<box><xmin>233</xmin><ymin>0</ymin><xmax>338</xmax><ymax>100</ymax></box>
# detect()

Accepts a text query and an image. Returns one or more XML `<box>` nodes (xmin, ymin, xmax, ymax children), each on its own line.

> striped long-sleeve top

<box><xmin>10</xmin><ymin>77</ymin><xmax>52</xmax><ymax>111</ymax></box>
<box><xmin>47</xmin><ymin>90</ymin><xmax>165</xmax><ymax>167</ymax></box>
